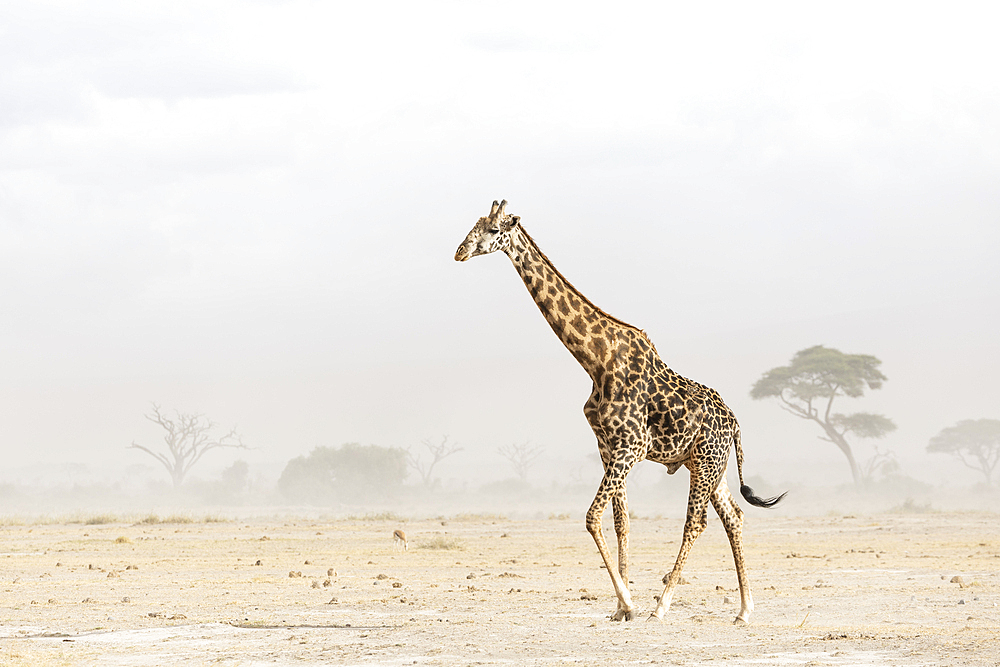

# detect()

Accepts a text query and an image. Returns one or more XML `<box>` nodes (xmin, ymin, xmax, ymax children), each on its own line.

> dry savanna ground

<box><xmin>1</xmin><ymin>511</ymin><xmax>999</xmax><ymax>666</ymax></box>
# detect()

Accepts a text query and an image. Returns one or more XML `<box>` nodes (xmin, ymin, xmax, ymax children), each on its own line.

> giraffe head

<box><xmin>454</xmin><ymin>199</ymin><xmax>520</xmax><ymax>262</ymax></box>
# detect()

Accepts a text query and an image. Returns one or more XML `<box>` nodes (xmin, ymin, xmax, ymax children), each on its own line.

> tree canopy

<box><xmin>927</xmin><ymin>419</ymin><xmax>1000</xmax><ymax>486</ymax></box>
<box><xmin>750</xmin><ymin>345</ymin><xmax>896</xmax><ymax>485</ymax></box>
<box><xmin>278</xmin><ymin>443</ymin><xmax>407</xmax><ymax>504</ymax></box>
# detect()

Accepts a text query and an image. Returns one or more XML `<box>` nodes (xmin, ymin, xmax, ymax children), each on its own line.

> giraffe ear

<box><xmin>508</xmin><ymin>215</ymin><xmax>520</xmax><ymax>229</ymax></box>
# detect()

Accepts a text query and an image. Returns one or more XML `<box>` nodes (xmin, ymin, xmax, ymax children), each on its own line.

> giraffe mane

<box><xmin>519</xmin><ymin>226</ymin><xmax>656</xmax><ymax>351</ymax></box>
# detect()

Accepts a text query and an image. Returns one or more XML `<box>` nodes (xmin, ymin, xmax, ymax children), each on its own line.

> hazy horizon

<box><xmin>2</xmin><ymin>2</ymin><xmax>998</xmax><ymax>505</ymax></box>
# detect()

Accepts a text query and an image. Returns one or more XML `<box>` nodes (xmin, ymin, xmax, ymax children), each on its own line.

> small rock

<box><xmin>259</xmin><ymin>536</ymin><xmax>269</xmax><ymax>541</ymax></box>
<box><xmin>289</xmin><ymin>571</ymin><xmax>303</xmax><ymax>578</ymax></box>
<box><xmin>392</xmin><ymin>582</ymin><xmax>403</xmax><ymax>588</ymax></box>
<box><xmin>255</xmin><ymin>560</ymin><xmax>262</xmax><ymax>566</ymax></box>
<box><xmin>311</xmin><ymin>580</ymin><xmax>321</xmax><ymax>589</ymax></box>
<box><xmin>951</xmin><ymin>575</ymin><xmax>965</xmax><ymax>584</ymax></box>
<box><xmin>958</xmin><ymin>599</ymin><xmax>966</xmax><ymax>605</ymax></box>
<box><xmin>467</xmin><ymin>573</ymin><xmax>477</xmax><ymax>579</ymax></box>
<box><xmin>376</xmin><ymin>573</ymin><xmax>390</xmax><ymax>580</ymax></box>
<box><xmin>55</xmin><ymin>562</ymin><xmax>62</xmax><ymax>567</ymax></box>
<box><xmin>126</xmin><ymin>564</ymin><xmax>138</xmax><ymax>570</ymax></box>
<box><xmin>81</xmin><ymin>597</ymin><xmax>95</xmax><ymax>603</ymax></box>
<box><xmin>327</xmin><ymin>568</ymin><xmax>336</xmax><ymax>577</ymax></box>
<box><xmin>327</xmin><ymin>597</ymin><xmax>338</xmax><ymax>604</ymax></box>
<box><xmin>323</xmin><ymin>578</ymin><xmax>332</xmax><ymax>587</ymax></box>
<box><xmin>304</xmin><ymin>560</ymin><xmax>312</xmax><ymax>565</ymax></box>
<box><xmin>48</xmin><ymin>598</ymin><xmax>57</xmax><ymax>604</ymax></box>
<box><xmin>724</xmin><ymin>596</ymin><xmax>733</xmax><ymax>604</ymax></box>
<box><xmin>121</xmin><ymin>596</ymin><xmax>130</xmax><ymax>603</ymax></box>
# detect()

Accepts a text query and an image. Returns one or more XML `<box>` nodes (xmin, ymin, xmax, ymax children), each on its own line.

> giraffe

<box><xmin>454</xmin><ymin>200</ymin><xmax>786</xmax><ymax>624</ymax></box>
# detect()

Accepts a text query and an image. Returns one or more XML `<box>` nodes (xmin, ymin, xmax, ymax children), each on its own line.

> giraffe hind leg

<box><xmin>711</xmin><ymin>479</ymin><xmax>754</xmax><ymax>624</ymax></box>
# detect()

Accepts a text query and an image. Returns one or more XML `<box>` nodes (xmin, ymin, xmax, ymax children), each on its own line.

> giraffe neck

<box><xmin>504</xmin><ymin>225</ymin><xmax>633</xmax><ymax>379</ymax></box>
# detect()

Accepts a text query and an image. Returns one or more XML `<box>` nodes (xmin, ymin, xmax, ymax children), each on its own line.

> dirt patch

<box><xmin>1</xmin><ymin>513</ymin><xmax>997</xmax><ymax>665</ymax></box>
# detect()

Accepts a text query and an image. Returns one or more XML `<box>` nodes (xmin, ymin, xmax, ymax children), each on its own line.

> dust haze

<box><xmin>2</xmin><ymin>2</ymin><xmax>999</xmax><ymax>520</ymax></box>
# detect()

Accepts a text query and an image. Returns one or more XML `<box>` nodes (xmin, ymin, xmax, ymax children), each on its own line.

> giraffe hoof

<box><xmin>733</xmin><ymin>615</ymin><xmax>750</xmax><ymax>626</ymax></box>
<box><xmin>646</xmin><ymin>612</ymin><xmax>663</xmax><ymax>623</ymax></box>
<box><xmin>610</xmin><ymin>609</ymin><xmax>638</xmax><ymax>622</ymax></box>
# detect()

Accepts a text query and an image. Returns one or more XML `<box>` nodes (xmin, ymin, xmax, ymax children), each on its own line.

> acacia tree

<box><xmin>129</xmin><ymin>405</ymin><xmax>247</xmax><ymax>488</ymax></box>
<box><xmin>498</xmin><ymin>441</ymin><xmax>545</xmax><ymax>483</ymax></box>
<box><xmin>750</xmin><ymin>345</ymin><xmax>896</xmax><ymax>485</ymax></box>
<box><xmin>407</xmin><ymin>436</ymin><xmax>463</xmax><ymax>488</ymax></box>
<box><xmin>927</xmin><ymin>419</ymin><xmax>1000</xmax><ymax>486</ymax></box>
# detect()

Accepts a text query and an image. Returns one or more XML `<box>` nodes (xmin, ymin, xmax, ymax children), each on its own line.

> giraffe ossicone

<box><xmin>455</xmin><ymin>200</ymin><xmax>786</xmax><ymax>624</ymax></box>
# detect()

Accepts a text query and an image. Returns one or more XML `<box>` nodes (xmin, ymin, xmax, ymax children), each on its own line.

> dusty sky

<box><xmin>1</xmin><ymin>1</ymin><xmax>998</xmax><ymax>491</ymax></box>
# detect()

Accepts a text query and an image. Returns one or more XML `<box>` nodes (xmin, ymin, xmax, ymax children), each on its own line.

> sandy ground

<box><xmin>1</xmin><ymin>511</ymin><xmax>998</xmax><ymax>666</ymax></box>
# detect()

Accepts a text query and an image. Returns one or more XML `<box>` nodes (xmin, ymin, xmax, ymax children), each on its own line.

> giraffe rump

<box><xmin>739</xmin><ymin>484</ymin><xmax>787</xmax><ymax>508</ymax></box>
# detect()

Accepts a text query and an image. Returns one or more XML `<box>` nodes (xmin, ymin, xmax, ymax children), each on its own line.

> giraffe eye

<box><xmin>488</xmin><ymin>228</ymin><xmax>500</xmax><ymax>234</ymax></box>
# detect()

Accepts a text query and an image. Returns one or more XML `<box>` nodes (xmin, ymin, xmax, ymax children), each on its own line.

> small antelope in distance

<box><xmin>393</xmin><ymin>529</ymin><xmax>407</xmax><ymax>551</ymax></box>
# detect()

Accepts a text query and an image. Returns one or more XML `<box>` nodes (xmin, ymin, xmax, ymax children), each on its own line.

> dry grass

<box><xmin>418</xmin><ymin>534</ymin><xmax>464</xmax><ymax>550</ymax></box>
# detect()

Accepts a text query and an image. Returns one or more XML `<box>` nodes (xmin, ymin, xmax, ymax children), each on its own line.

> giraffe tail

<box><xmin>734</xmin><ymin>426</ymin><xmax>787</xmax><ymax>508</ymax></box>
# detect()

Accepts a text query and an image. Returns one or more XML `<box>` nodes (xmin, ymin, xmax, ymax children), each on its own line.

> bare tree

<box><xmin>497</xmin><ymin>441</ymin><xmax>545</xmax><ymax>483</ymax></box>
<box><xmin>858</xmin><ymin>444</ymin><xmax>900</xmax><ymax>484</ymax></box>
<box><xmin>407</xmin><ymin>436</ymin><xmax>463</xmax><ymax>487</ymax></box>
<box><xmin>129</xmin><ymin>404</ymin><xmax>247</xmax><ymax>489</ymax></box>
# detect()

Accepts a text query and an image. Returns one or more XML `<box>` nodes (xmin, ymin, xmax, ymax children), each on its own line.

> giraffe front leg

<box><xmin>649</xmin><ymin>477</ymin><xmax>712</xmax><ymax>622</ymax></box>
<box><xmin>611</xmin><ymin>489</ymin><xmax>632</xmax><ymax>620</ymax></box>
<box><xmin>586</xmin><ymin>467</ymin><xmax>637</xmax><ymax>621</ymax></box>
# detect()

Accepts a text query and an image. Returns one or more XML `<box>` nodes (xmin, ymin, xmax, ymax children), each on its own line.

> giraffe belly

<box><xmin>645</xmin><ymin>433</ymin><xmax>693</xmax><ymax>467</ymax></box>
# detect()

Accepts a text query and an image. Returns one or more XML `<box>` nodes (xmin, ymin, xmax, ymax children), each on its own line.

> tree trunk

<box><xmin>821</xmin><ymin>423</ymin><xmax>861</xmax><ymax>485</ymax></box>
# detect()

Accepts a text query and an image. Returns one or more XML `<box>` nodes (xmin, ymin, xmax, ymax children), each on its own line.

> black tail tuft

<box><xmin>740</xmin><ymin>484</ymin><xmax>787</xmax><ymax>508</ymax></box>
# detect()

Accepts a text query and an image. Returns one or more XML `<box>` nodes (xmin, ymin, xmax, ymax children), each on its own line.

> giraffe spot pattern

<box><xmin>455</xmin><ymin>202</ymin><xmax>784</xmax><ymax>624</ymax></box>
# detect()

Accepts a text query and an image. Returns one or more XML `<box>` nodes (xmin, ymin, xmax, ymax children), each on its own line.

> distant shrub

<box><xmin>888</xmin><ymin>498</ymin><xmax>935</xmax><ymax>514</ymax></box>
<box><xmin>277</xmin><ymin>443</ymin><xmax>408</xmax><ymax>505</ymax></box>
<box><xmin>452</xmin><ymin>512</ymin><xmax>508</xmax><ymax>522</ymax></box>
<box><xmin>347</xmin><ymin>512</ymin><xmax>406</xmax><ymax>521</ymax></box>
<box><xmin>84</xmin><ymin>514</ymin><xmax>118</xmax><ymax>525</ymax></box>
<box><xmin>419</xmin><ymin>534</ymin><xmax>463</xmax><ymax>550</ymax></box>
